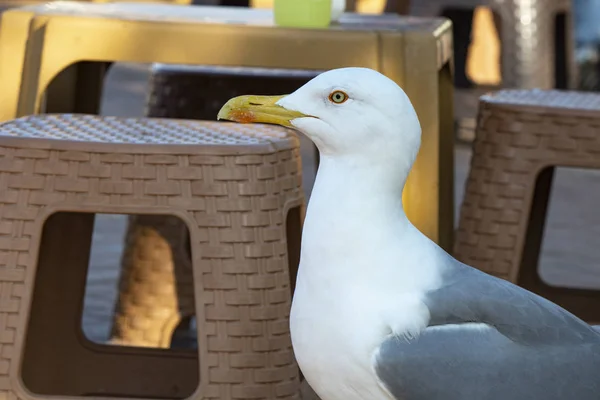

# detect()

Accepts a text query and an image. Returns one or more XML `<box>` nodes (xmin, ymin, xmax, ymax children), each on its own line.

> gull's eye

<box><xmin>328</xmin><ymin>90</ymin><xmax>349</xmax><ymax>104</ymax></box>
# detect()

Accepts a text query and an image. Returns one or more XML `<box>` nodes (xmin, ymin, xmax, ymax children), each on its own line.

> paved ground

<box><xmin>81</xmin><ymin>62</ymin><xmax>600</xmax><ymax>344</ymax></box>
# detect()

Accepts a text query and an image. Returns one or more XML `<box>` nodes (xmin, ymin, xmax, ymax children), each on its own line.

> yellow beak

<box><xmin>217</xmin><ymin>95</ymin><xmax>307</xmax><ymax>127</ymax></box>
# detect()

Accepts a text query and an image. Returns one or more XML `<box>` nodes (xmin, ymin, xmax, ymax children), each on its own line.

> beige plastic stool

<box><xmin>0</xmin><ymin>114</ymin><xmax>303</xmax><ymax>400</ymax></box>
<box><xmin>455</xmin><ymin>89</ymin><xmax>600</xmax><ymax>323</ymax></box>
<box><xmin>411</xmin><ymin>0</ymin><xmax>577</xmax><ymax>90</ymax></box>
<box><xmin>110</xmin><ymin>65</ymin><xmax>318</xmax><ymax>349</ymax></box>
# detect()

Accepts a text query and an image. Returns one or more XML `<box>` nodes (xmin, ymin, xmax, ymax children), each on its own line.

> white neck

<box><xmin>290</xmin><ymin>154</ymin><xmax>444</xmax><ymax>400</ymax></box>
<box><xmin>306</xmin><ymin>154</ymin><xmax>409</xmax><ymax>219</ymax></box>
<box><xmin>298</xmin><ymin>154</ymin><xmax>437</xmax><ymax>291</ymax></box>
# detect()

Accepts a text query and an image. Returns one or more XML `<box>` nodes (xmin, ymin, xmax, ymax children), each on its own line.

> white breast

<box><xmin>290</xmin><ymin>283</ymin><xmax>389</xmax><ymax>400</ymax></box>
<box><xmin>287</xmin><ymin>158</ymin><xmax>443</xmax><ymax>400</ymax></box>
<box><xmin>290</xmin><ymin>268</ymin><xmax>432</xmax><ymax>400</ymax></box>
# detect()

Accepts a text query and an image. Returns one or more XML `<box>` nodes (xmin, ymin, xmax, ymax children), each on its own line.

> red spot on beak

<box><xmin>229</xmin><ymin>109</ymin><xmax>256</xmax><ymax>124</ymax></box>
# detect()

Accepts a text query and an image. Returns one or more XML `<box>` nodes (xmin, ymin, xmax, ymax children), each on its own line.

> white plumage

<box><xmin>218</xmin><ymin>67</ymin><xmax>600</xmax><ymax>400</ymax></box>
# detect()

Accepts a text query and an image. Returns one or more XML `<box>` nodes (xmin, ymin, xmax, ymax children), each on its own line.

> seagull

<box><xmin>217</xmin><ymin>67</ymin><xmax>600</xmax><ymax>400</ymax></box>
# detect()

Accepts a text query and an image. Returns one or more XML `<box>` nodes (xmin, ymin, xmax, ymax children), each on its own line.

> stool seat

<box><xmin>1</xmin><ymin>113</ymin><xmax>292</xmax><ymax>146</ymax></box>
<box><xmin>455</xmin><ymin>89</ymin><xmax>600</xmax><ymax>323</ymax></box>
<box><xmin>0</xmin><ymin>114</ymin><xmax>303</xmax><ymax>400</ymax></box>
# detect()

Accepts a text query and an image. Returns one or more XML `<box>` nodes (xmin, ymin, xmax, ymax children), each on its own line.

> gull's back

<box><xmin>376</xmin><ymin>322</ymin><xmax>600</xmax><ymax>400</ymax></box>
<box><xmin>375</xmin><ymin>256</ymin><xmax>600</xmax><ymax>400</ymax></box>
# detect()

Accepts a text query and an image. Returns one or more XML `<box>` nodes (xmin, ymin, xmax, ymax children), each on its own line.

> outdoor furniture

<box><xmin>411</xmin><ymin>0</ymin><xmax>577</xmax><ymax>90</ymax></box>
<box><xmin>0</xmin><ymin>1</ymin><xmax>455</xmax><ymax>251</ymax></box>
<box><xmin>109</xmin><ymin>64</ymin><xmax>315</xmax><ymax>348</ymax></box>
<box><xmin>454</xmin><ymin>89</ymin><xmax>600</xmax><ymax>323</ymax></box>
<box><xmin>0</xmin><ymin>114</ymin><xmax>303</xmax><ymax>399</ymax></box>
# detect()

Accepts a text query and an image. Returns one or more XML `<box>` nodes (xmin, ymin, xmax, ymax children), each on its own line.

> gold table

<box><xmin>0</xmin><ymin>2</ymin><xmax>454</xmax><ymax>249</ymax></box>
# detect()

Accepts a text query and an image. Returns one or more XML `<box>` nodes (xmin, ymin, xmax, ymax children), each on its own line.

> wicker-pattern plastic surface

<box><xmin>454</xmin><ymin>89</ymin><xmax>600</xmax><ymax>322</ymax></box>
<box><xmin>112</xmin><ymin>65</ymin><xmax>314</xmax><ymax>350</ymax></box>
<box><xmin>106</xmin><ymin>64</ymin><xmax>318</xmax><ymax>398</ymax></box>
<box><xmin>0</xmin><ymin>113</ymin><xmax>292</xmax><ymax>146</ymax></box>
<box><xmin>411</xmin><ymin>0</ymin><xmax>576</xmax><ymax>89</ymax></box>
<box><xmin>482</xmin><ymin>89</ymin><xmax>600</xmax><ymax>110</ymax></box>
<box><xmin>0</xmin><ymin>114</ymin><xmax>304</xmax><ymax>400</ymax></box>
<box><xmin>105</xmin><ymin>64</ymin><xmax>319</xmax><ymax>399</ymax></box>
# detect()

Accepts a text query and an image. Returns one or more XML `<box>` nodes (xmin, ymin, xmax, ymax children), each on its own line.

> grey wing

<box><xmin>374</xmin><ymin>326</ymin><xmax>600</xmax><ymax>400</ymax></box>
<box><xmin>425</xmin><ymin>256</ymin><xmax>600</xmax><ymax>345</ymax></box>
<box><xmin>373</xmin><ymin>257</ymin><xmax>600</xmax><ymax>400</ymax></box>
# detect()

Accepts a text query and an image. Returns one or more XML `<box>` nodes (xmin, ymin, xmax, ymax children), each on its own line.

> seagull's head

<box><xmin>218</xmin><ymin>67</ymin><xmax>421</xmax><ymax>169</ymax></box>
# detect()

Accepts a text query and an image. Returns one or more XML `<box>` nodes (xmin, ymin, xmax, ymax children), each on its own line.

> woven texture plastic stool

<box><xmin>454</xmin><ymin>90</ymin><xmax>600</xmax><ymax>322</ymax></box>
<box><xmin>0</xmin><ymin>114</ymin><xmax>303</xmax><ymax>400</ymax></box>
<box><xmin>411</xmin><ymin>0</ymin><xmax>576</xmax><ymax>90</ymax></box>
<box><xmin>109</xmin><ymin>64</ymin><xmax>315</xmax><ymax>349</ymax></box>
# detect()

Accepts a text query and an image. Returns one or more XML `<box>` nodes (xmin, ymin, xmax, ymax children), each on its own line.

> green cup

<box><xmin>274</xmin><ymin>0</ymin><xmax>332</xmax><ymax>29</ymax></box>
